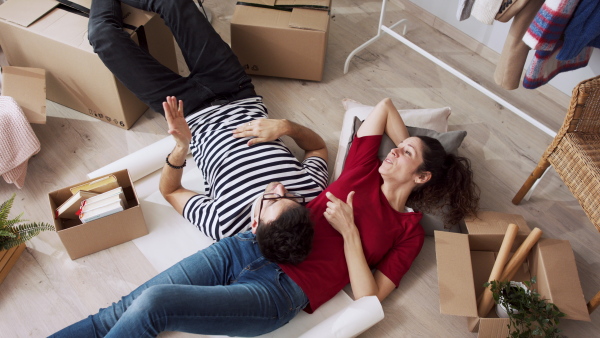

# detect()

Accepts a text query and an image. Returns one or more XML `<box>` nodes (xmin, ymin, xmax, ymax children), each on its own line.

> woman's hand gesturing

<box><xmin>323</xmin><ymin>191</ymin><xmax>357</xmax><ymax>237</ymax></box>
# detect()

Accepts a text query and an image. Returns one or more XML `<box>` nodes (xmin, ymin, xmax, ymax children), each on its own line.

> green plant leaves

<box><xmin>486</xmin><ymin>277</ymin><xmax>566</xmax><ymax>338</ymax></box>
<box><xmin>0</xmin><ymin>193</ymin><xmax>55</xmax><ymax>251</ymax></box>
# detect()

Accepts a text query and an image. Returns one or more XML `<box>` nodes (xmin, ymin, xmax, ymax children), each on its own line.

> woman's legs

<box><xmin>88</xmin><ymin>0</ymin><xmax>254</xmax><ymax>116</ymax></box>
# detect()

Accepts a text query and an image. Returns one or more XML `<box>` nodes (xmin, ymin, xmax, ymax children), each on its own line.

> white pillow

<box><xmin>342</xmin><ymin>99</ymin><xmax>451</xmax><ymax>133</ymax></box>
<box><xmin>334</xmin><ymin>99</ymin><xmax>452</xmax><ymax>181</ymax></box>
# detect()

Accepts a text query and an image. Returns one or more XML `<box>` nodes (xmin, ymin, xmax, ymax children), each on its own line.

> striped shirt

<box><xmin>182</xmin><ymin>97</ymin><xmax>328</xmax><ymax>240</ymax></box>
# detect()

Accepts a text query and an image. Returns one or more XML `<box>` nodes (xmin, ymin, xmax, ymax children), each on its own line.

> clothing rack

<box><xmin>343</xmin><ymin>0</ymin><xmax>557</xmax><ymax>139</ymax></box>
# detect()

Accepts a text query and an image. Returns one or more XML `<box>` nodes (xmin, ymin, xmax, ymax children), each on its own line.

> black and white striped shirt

<box><xmin>183</xmin><ymin>97</ymin><xmax>328</xmax><ymax>240</ymax></box>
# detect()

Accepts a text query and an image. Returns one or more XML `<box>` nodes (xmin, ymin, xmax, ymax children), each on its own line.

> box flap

<box><xmin>477</xmin><ymin>318</ymin><xmax>510</xmax><ymax>337</ymax></box>
<box><xmin>232</xmin><ymin>5</ymin><xmax>290</xmax><ymax>29</ymax></box>
<box><xmin>434</xmin><ymin>231</ymin><xmax>478</xmax><ymax>317</ymax></box>
<box><xmin>0</xmin><ymin>0</ymin><xmax>58</xmax><ymax>27</ymax></box>
<box><xmin>289</xmin><ymin>8</ymin><xmax>328</xmax><ymax>31</ymax></box>
<box><xmin>242</xmin><ymin>0</ymin><xmax>330</xmax><ymax>8</ymax></box>
<box><xmin>233</xmin><ymin>0</ymin><xmax>330</xmax><ymax>31</ymax></box>
<box><xmin>465</xmin><ymin>211</ymin><xmax>530</xmax><ymax>234</ymax></box>
<box><xmin>277</xmin><ymin>0</ymin><xmax>330</xmax><ymax>8</ymax></box>
<box><xmin>1</xmin><ymin>66</ymin><xmax>46</xmax><ymax>124</ymax></box>
<box><xmin>241</xmin><ymin>0</ymin><xmax>277</xmax><ymax>5</ymax></box>
<box><xmin>535</xmin><ymin>239</ymin><xmax>590</xmax><ymax>321</ymax></box>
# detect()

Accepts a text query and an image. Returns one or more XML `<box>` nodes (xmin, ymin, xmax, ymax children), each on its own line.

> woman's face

<box><xmin>379</xmin><ymin>137</ymin><xmax>426</xmax><ymax>185</ymax></box>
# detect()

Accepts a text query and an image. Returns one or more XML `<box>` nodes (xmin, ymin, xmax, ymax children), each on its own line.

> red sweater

<box><xmin>280</xmin><ymin>135</ymin><xmax>425</xmax><ymax>312</ymax></box>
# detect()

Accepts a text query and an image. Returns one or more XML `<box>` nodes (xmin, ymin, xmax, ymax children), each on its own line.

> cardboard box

<box><xmin>231</xmin><ymin>0</ymin><xmax>331</xmax><ymax>81</ymax></box>
<box><xmin>48</xmin><ymin>169</ymin><xmax>148</xmax><ymax>259</ymax></box>
<box><xmin>1</xmin><ymin>66</ymin><xmax>46</xmax><ymax>124</ymax></box>
<box><xmin>435</xmin><ymin>211</ymin><xmax>590</xmax><ymax>337</ymax></box>
<box><xmin>0</xmin><ymin>0</ymin><xmax>177</xmax><ymax>129</ymax></box>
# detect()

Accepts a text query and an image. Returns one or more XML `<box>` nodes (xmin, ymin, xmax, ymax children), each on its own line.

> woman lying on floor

<box><xmin>51</xmin><ymin>97</ymin><xmax>479</xmax><ymax>337</ymax></box>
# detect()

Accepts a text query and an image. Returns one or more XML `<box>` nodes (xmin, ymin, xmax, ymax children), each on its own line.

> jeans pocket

<box><xmin>274</xmin><ymin>269</ymin><xmax>308</xmax><ymax>313</ymax></box>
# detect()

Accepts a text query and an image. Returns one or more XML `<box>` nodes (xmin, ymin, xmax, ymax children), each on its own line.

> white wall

<box><xmin>408</xmin><ymin>0</ymin><xmax>600</xmax><ymax>95</ymax></box>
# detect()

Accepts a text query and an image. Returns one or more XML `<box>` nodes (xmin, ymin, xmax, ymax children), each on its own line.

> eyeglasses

<box><xmin>258</xmin><ymin>192</ymin><xmax>305</xmax><ymax>221</ymax></box>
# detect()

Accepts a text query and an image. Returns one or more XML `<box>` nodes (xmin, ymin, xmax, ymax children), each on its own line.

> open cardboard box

<box><xmin>0</xmin><ymin>0</ymin><xmax>177</xmax><ymax>129</ymax></box>
<box><xmin>48</xmin><ymin>169</ymin><xmax>148</xmax><ymax>260</ymax></box>
<box><xmin>435</xmin><ymin>211</ymin><xmax>590</xmax><ymax>337</ymax></box>
<box><xmin>0</xmin><ymin>66</ymin><xmax>46</xmax><ymax>124</ymax></box>
<box><xmin>231</xmin><ymin>0</ymin><xmax>331</xmax><ymax>81</ymax></box>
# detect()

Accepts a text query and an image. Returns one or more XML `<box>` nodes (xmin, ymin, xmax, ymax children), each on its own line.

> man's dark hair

<box><xmin>256</xmin><ymin>205</ymin><xmax>314</xmax><ymax>265</ymax></box>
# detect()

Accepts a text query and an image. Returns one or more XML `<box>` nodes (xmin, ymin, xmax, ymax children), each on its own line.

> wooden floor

<box><xmin>1</xmin><ymin>0</ymin><xmax>599</xmax><ymax>336</ymax></box>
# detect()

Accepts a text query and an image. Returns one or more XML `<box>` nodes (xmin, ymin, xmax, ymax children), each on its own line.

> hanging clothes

<box><xmin>471</xmin><ymin>0</ymin><xmax>505</xmax><ymax>24</ymax></box>
<box><xmin>522</xmin><ymin>0</ymin><xmax>579</xmax><ymax>51</ymax></box>
<box><xmin>496</xmin><ymin>0</ymin><xmax>531</xmax><ymax>22</ymax></box>
<box><xmin>521</xmin><ymin>0</ymin><xmax>591</xmax><ymax>89</ymax></box>
<box><xmin>523</xmin><ymin>41</ymin><xmax>592</xmax><ymax>88</ymax></box>
<box><xmin>556</xmin><ymin>0</ymin><xmax>600</xmax><ymax>60</ymax></box>
<box><xmin>521</xmin><ymin>0</ymin><xmax>599</xmax><ymax>89</ymax></box>
<box><xmin>456</xmin><ymin>0</ymin><xmax>476</xmax><ymax>21</ymax></box>
<box><xmin>494</xmin><ymin>0</ymin><xmax>545</xmax><ymax>90</ymax></box>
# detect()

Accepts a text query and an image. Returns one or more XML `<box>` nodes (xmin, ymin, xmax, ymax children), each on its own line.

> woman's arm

<box><xmin>356</xmin><ymin>98</ymin><xmax>409</xmax><ymax>146</ymax></box>
<box><xmin>323</xmin><ymin>191</ymin><xmax>396</xmax><ymax>301</ymax></box>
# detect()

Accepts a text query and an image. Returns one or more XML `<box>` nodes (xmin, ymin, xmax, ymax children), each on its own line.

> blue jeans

<box><xmin>88</xmin><ymin>0</ymin><xmax>256</xmax><ymax>116</ymax></box>
<box><xmin>49</xmin><ymin>232</ymin><xmax>308</xmax><ymax>337</ymax></box>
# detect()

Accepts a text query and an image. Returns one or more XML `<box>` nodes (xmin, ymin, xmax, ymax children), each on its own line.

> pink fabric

<box><xmin>0</xmin><ymin>96</ymin><xmax>40</xmax><ymax>188</ymax></box>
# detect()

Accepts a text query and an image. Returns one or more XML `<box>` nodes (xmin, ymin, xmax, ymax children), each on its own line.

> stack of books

<box><xmin>54</xmin><ymin>174</ymin><xmax>127</xmax><ymax>223</ymax></box>
<box><xmin>78</xmin><ymin>186</ymin><xmax>128</xmax><ymax>223</ymax></box>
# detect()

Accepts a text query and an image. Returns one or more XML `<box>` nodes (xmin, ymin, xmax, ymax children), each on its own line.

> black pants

<box><xmin>88</xmin><ymin>0</ymin><xmax>256</xmax><ymax>116</ymax></box>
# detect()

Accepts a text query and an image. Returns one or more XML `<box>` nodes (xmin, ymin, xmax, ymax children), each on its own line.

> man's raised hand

<box><xmin>163</xmin><ymin>96</ymin><xmax>192</xmax><ymax>148</ymax></box>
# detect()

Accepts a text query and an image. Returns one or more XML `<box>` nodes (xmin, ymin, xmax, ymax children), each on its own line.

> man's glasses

<box><xmin>258</xmin><ymin>192</ymin><xmax>305</xmax><ymax>220</ymax></box>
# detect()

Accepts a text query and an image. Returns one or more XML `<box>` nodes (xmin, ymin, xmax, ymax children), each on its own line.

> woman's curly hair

<box><xmin>407</xmin><ymin>136</ymin><xmax>480</xmax><ymax>227</ymax></box>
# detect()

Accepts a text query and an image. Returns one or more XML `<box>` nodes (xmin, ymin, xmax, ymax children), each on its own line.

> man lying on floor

<box><xmin>88</xmin><ymin>0</ymin><xmax>328</xmax><ymax>241</ymax></box>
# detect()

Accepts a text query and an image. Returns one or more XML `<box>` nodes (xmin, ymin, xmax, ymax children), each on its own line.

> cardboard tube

<box><xmin>500</xmin><ymin>227</ymin><xmax>543</xmax><ymax>282</ymax></box>
<box><xmin>477</xmin><ymin>223</ymin><xmax>519</xmax><ymax>318</ymax></box>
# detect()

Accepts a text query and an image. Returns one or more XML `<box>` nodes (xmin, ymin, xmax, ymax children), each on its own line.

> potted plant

<box><xmin>485</xmin><ymin>277</ymin><xmax>566</xmax><ymax>338</ymax></box>
<box><xmin>495</xmin><ymin>281</ymin><xmax>529</xmax><ymax>319</ymax></box>
<box><xmin>0</xmin><ymin>193</ymin><xmax>54</xmax><ymax>284</ymax></box>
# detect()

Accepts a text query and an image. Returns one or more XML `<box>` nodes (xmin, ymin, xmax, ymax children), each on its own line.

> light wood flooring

<box><xmin>1</xmin><ymin>0</ymin><xmax>599</xmax><ymax>336</ymax></box>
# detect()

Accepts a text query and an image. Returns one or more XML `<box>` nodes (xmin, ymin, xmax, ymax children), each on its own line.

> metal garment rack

<box><xmin>343</xmin><ymin>0</ymin><xmax>557</xmax><ymax>199</ymax></box>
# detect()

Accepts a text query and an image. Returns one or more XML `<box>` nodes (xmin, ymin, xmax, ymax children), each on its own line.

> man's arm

<box><xmin>159</xmin><ymin>96</ymin><xmax>198</xmax><ymax>214</ymax></box>
<box><xmin>232</xmin><ymin>119</ymin><xmax>328</xmax><ymax>161</ymax></box>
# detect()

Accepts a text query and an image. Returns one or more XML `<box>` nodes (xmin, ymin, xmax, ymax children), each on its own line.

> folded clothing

<box><xmin>0</xmin><ymin>96</ymin><xmax>40</xmax><ymax>188</ymax></box>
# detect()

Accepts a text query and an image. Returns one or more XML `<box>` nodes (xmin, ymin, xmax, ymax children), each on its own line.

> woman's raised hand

<box><xmin>232</xmin><ymin>119</ymin><xmax>289</xmax><ymax>146</ymax></box>
<box><xmin>163</xmin><ymin>96</ymin><xmax>192</xmax><ymax>148</ymax></box>
<box><xmin>324</xmin><ymin>191</ymin><xmax>357</xmax><ymax>237</ymax></box>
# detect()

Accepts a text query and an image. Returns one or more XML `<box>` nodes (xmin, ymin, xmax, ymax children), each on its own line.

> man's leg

<box><xmin>49</xmin><ymin>234</ymin><xmax>256</xmax><ymax>337</ymax></box>
<box><xmin>118</xmin><ymin>0</ymin><xmax>254</xmax><ymax>98</ymax></box>
<box><xmin>104</xmin><ymin>241</ymin><xmax>307</xmax><ymax>337</ymax></box>
<box><xmin>89</xmin><ymin>0</ymin><xmax>255</xmax><ymax>115</ymax></box>
<box><xmin>88</xmin><ymin>0</ymin><xmax>216</xmax><ymax>115</ymax></box>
